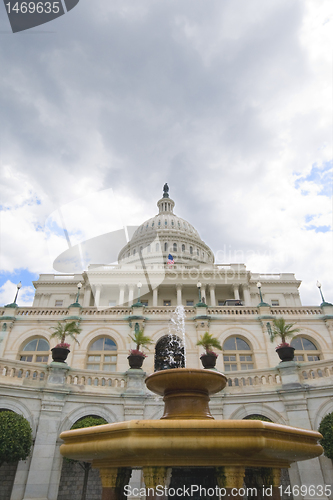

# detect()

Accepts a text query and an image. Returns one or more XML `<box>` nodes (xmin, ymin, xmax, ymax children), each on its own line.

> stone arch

<box><xmin>218</xmin><ymin>327</ymin><xmax>261</xmax><ymax>351</ymax></box>
<box><xmin>294</xmin><ymin>327</ymin><xmax>330</xmax><ymax>351</ymax></box>
<box><xmin>80</xmin><ymin>327</ymin><xmax>125</xmax><ymax>351</ymax></box>
<box><xmin>0</xmin><ymin>397</ymin><xmax>36</xmax><ymax>436</ymax></box>
<box><xmin>58</xmin><ymin>405</ymin><xmax>117</xmax><ymax>435</ymax></box>
<box><xmin>313</xmin><ymin>399</ymin><xmax>333</xmax><ymax>430</ymax></box>
<box><xmin>10</xmin><ymin>328</ymin><xmax>51</xmax><ymax>352</ymax></box>
<box><xmin>229</xmin><ymin>404</ymin><xmax>287</xmax><ymax>424</ymax></box>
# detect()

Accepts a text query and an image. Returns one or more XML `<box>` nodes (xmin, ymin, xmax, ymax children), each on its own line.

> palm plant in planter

<box><xmin>196</xmin><ymin>332</ymin><xmax>222</xmax><ymax>369</ymax></box>
<box><xmin>50</xmin><ymin>321</ymin><xmax>82</xmax><ymax>363</ymax></box>
<box><xmin>269</xmin><ymin>318</ymin><xmax>300</xmax><ymax>362</ymax></box>
<box><xmin>128</xmin><ymin>329</ymin><xmax>153</xmax><ymax>369</ymax></box>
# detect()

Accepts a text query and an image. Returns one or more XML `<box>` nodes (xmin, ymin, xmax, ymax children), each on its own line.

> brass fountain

<box><xmin>60</xmin><ymin>368</ymin><xmax>322</xmax><ymax>500</ymax></box>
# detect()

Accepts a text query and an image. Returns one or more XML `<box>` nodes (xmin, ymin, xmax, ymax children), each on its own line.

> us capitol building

<box><xmin>0</xmin><ymin>186</ymin><xmax>333</xmax><ymax>500</ymax></box>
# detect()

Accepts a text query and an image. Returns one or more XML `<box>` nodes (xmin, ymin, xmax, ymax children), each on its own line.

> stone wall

<box><xmin>0</xmin><ymin>462</ymin><xmax>18</xmax><ymax>500</ymax></box>
<box><xmin>57</xmin><ymin>461</ymin><xmax>102</xmax><ymax>500</ymax></box>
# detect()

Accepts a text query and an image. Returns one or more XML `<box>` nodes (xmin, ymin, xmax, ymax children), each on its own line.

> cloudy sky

<box><xmin>0</xmin><ymin>0</ymin><xmax>332</xmax><ymax>307</ymax></box>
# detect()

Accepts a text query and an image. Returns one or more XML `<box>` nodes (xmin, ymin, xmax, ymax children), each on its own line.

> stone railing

<box><xmin>15</xmin><ymin>308</ymin><xmax>69</xmax><ymax>316</ymax></box>
<box><xmin>208</xmin><ymin>307</ymin><xmax>259</xmax><ymax>315</ymax></box>
<box><xmin>298</xmin><ymin>359</ymin><xmax>333</xmax><ymax>382</ymax></box>
<box><xmin>0</xmin><ymin>305</ymin><xmax>326</xmax><ymax>318</ymax></box>
<box><xmin>1</xmin><ymin>357</ymin><xmax>333</xmax><ymax>394</ymax></box>
<box><xmin>269</xmin><ymin>307</ymin><xmax>322</xmax><ymax>315</ymax></box>
<box><xmin>0</xmin><ymin>358</ymin><xmax>127</xmax><ymax>390</ymax></box>
<box><xmin>66</xmin><ymin>368</ymin><xmax>127</xmax><ymax>389</ymax></box>
<box><xmin>0</xmin><ymin>359</ymin><xmax>48</xmax><ymax>383</ymax></box>
<box><xmin>224</xmin><ymin>366</ymin><xmax>281</xmax><ymax>389</ymax></box>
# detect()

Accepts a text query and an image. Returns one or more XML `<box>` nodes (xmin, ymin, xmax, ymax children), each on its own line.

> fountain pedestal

<box><xmin>60</xmin><ymin>368</ymin><xmax>323</xmax><ymax>500</ymax></box>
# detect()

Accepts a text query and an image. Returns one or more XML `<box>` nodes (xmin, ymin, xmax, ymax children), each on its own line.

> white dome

<box><xmin>118</xmin><ymin>189</ymin><xmax>214</xmax><ymax>266</ymax></box>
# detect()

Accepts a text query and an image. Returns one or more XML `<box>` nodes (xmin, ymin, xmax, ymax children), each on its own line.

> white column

<box><xmin>177</xmin><ymin>285</ymin><xmax>182</xmax><ymax>305</ymax></box>
<box><xmin>94</xmin><ymin>285</ymin><xmax>101</xmax><ymax>307</ymax></box>
<box><xmin>209</xmin><ymin>285</ymin><xmax>216</xmax><ymax>306</ymax></box>
<box><xmin>83</xmin><ymin>286</ymin><xmax>91</xmax><ymax>307</ymax></box>
<box><xmin>118</xmin><ymin>286</ymin><xmax>125</xmax><ymax>306</ymax></box>
<box><xmin>23</xmin><ymin>400</ymin><xmax>65</xmax><ymax>500</ymax></box>
<box><xmin>128</xmin><ymin>286</ymin><xmax>134</xmax><ymax>306</ymax></box>
<box><xmin>242</xmin><ymin>286</ymin><xmax>251</xmax><ymax>306</ymax></box>
<box><xmin>233</xmin><ymin>285</ymin><xmax>240</xmax><ymax>300</ymax></box>
<box><xmin>153</xmin><ymin>287</ymin><xmax>158</xmax><ymax>306</ymax></box>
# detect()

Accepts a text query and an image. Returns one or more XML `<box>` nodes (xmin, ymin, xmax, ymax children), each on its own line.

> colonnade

<box><xmin>82</xmin><ymin>284</ymin><xmax>251</xmax><ymax>308</ymax></box>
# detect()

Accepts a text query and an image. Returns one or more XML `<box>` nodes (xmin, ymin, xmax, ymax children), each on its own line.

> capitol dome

<box><xmin>118</xmin><ymin>185</ymin><xmax>214</xmax><ymax>266</ymax></box>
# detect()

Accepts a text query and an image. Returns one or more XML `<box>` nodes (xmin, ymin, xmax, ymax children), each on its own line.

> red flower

<box><xmin>200</xmin><ymin>350</ymin><xmax>218</xmax><ymax>358</ymax></box>
<box><xmin>276</xmin><ymin>342</ymin><xmax>290</xmax><ymax>349</ymax></box>
<box><xmin>54</xmin><ymin>342</ymin><xmax>70</xmax><ymax>349</ymax></box>
<box><xmin>129</xmin><ymin>349</ymin><xmax>147</xmax><ymax>358</ymax></box>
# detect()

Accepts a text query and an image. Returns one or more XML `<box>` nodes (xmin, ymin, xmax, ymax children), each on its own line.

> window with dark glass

<box><xmin>86</xmin><ymin>337</ymin><xmax>117</xmax><ymax>371</ymax></box>
<box><xmin>291</xmin><ymin>337</ymin><xmax>320</xmax><ymax>362</ymax></box>
<box><xmin>20</xmin><ymin>338</ymin><xmax>50</xmax><ymax>363</ymax></box>
<box><xmin>223</xmin><ymin>336</ymin><xmax>254</xmax><ymax>371</ymax></box>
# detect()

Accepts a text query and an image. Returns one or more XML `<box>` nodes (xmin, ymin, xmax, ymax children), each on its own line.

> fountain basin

<box><xmin>60</xmin><ymin>419</ymin><xmax>322</xmax><ymax>469</ymax></box>
<box><xmin>145</xmin><ymin>368</ymin><xmax>227</xmax><ymax>419</ymax></box>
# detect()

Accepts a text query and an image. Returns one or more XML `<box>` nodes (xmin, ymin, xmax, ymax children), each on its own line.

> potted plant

<box><xmin>50</xmin><ymin>321</ymin><xmax>82</xmax><ymax>363</ymax></box>
<box><xmin>196</xmin><ymin>332</ymin><xmax>222</xmax><ymax>369</ymax></box>
<box><xmin>128</xmin><ymin>328</ymin><xmax>153</xmax><ymax>369</ymax></box>
<box><xmin>269</xmin><ymin>318</ymin><xmax>300</xmax><ymax>362</ymax></box>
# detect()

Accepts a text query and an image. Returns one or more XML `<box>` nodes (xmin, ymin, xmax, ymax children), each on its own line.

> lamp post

<box><xmin>257</xmin><ymin>282</ymin><xmax>263</xmax><ymax>303</ymax></box>
<box><xmin>5</xmin><ymin>281</ymin><xmax>22</xmax><ymax>308</ymax></box>
<box><xmin>256</xmin><ymin>282</ymin><xmax>270</xmax><ymax>307</ymax></box>
<box><xmin>75</xmin><ymin>282</ymin><xmax>82</xmax><ymax>304</ymax></box>
<box><xmin>137</xmin><ymin>282</ymin><xmax>142</xmax><ymax>304</ymax></box>
<box><xmin>197</xmin><ymin>282</ymin><xmax>202</xmax><ymax>303</ymax></box>
<box><xmin>316</xmin><ymin>281</ymin><xmax>332</xmax><ymax>306</ymax></box>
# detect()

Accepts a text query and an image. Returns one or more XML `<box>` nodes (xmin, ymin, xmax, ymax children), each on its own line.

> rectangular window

<box><xmin>186</xmin><ymin>300</ymin><xmax>194</xmax><ymax>306</ymax></box>
<box><xmin>164</xmin><ymin>300</ymin><xmax>171</xmax><ymax>306</ymax></box>
<box><xmin>295</xmin><ymin>355</ymin><xmax>304</xmax><ymax>361</ymax></box>
<box><xmin>141</xmin><ymin>300</ymin><xmax>148</xmax><ymax>306</ymax></box>
<box><xmin>36</xmin><ymin>356</ymin><xmax>49</xmax><ymax>362</ymax></box>
<box><xmin>218</xmin><ymin>301</ymin><xmax>225</xmax><ymax>306</ymax></box>
<box><xmin>20</xmin><ymin>355</ymin><xmax>33</xmax><ymax>362</ymax></box>
<box><xmin>55</xmin><ymin>300</ymin><xmax>63</xmax><ymax>307</ymax></box>
<box><xmin>271</xmin><ymin>300</ymin><xmax>279</xmax><ymax>306</ymax></box>
<box><xmin>108</xmin><ymin>301</ymin><xmax>116</xmax><ymax>307</ymax></box>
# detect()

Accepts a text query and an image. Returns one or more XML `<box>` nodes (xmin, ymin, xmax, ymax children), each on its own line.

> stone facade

<box><xmin>0</xmin><ymin>190</ymin><xmax>333</xmax><ymax>500</ymax></box>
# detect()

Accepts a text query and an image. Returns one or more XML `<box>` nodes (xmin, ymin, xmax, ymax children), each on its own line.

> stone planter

<box><xmin>51</xmin><ymin>347</ymin><xmax>70</xmax><ymax>363</ymax></box>
<box><xmin>276</xmin><ymin>345</ymin><xmax>295</xmax><ymax>362</ymax></box>
<box><xmin>200</xmin><ymin>354</ymin><xmax>217</xmax><ymax>369</ymax></box>
<box><xmin>128</xmin><ymin>354</ymin><xmax>145</xmax><ymax>369</ymax></box>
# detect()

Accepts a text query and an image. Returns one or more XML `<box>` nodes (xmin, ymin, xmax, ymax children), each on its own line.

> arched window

<box><xmin>189</xmin><ymin>246</ymin><xmax>193</xmax><ymax>255</ymax></box>
<box><xmin>164</xmin><ymin>242</ymin><xmax>168</xmax><ymax>252</ymax></box>
<box><xmin>133</xmin><ymin>249</ymin><xmax>136</xmax><ymax>255</ymax></box>
<box><xmin>154</xmin><ymin>335</ymin><xmax>185</xmax><ymax>371</ymax></box>
<box><xmin>223</xmin><ymin>336</ymin><xmax>254</xmax><ymax>371</ymax></box>
<box><xmin>165</xmin><ymin>220</ymin><xmax>167</xmax><ymax>226</ymax></box>
<box><xmin>173</xmin><ymin>243</ymin><xmax>177</xmax><ymax>252</ymax></box>
<box><xmin>158</xmin><ymin>220</ymin><xmax>161</xmax><ymax>226</ymax></box>
<box><xmin>196</xmin><ymin>248</ymin><xmax>199</xmax><ymax>256</ymax></box>
<box><xmin>182</xmin><ymin>244</ymin><xmax>185</xmax><ymax>252</ymax></box>
<box><xmin>20</xmin><ymin>338</ymin><xmax>50</xmax><ymax>363</ymax></box>
<box><xmin>291</xmin><ymin>337</ymin><xmax>320</xmax><ymax>362</ymax></box>
<box><xmin>87</xmin><ymin>337</ymin><xmax>117</xmax><ymax>371</ymax></box>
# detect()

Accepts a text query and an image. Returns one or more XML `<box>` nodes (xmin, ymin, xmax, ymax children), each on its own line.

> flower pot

<box><xmin>200</xmin><ymin>354</ymin><xmax>217</xmax><ymax>369</ymax></box>
<box><xmin>128</xmin><ymin>354</ymin><xmax>145</xmax><ymax>369</ymax></box>
<box><xmin>276</xmin><ymin>346</ymin><xmax>295</xmax><ymax>362</ymax></box>
<box><xmin>51</xmin><ymin>347</ymin><xmax>70</xmax><ymax>363</ymax></box>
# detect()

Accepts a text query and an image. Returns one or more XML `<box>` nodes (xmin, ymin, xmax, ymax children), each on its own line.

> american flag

<box><xmin>167</xmin><ymin>254</ymin><xmax>174</xmax><ymax>267</ymax></box>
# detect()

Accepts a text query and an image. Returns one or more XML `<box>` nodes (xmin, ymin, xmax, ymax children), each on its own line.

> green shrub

<box><xmin>318</xmin><ymin>412</ymin><xmax>333</xmax><ymax>460</ymax></box>
<box><xmin>0</xmin><ymin>411</ymin><xmax>32</xmax><ymax>466</ymax></box>
<box><xmin>71</xmin><ymin>416</ymin><xmax>107</xmax><ymax>430</ymax></box>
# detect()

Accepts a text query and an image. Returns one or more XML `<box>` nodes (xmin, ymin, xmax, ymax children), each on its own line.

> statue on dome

<box><xmin>163</xmin><ymin>183</ymin><xmax>169</xmax><ymax>198</ymax></box>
